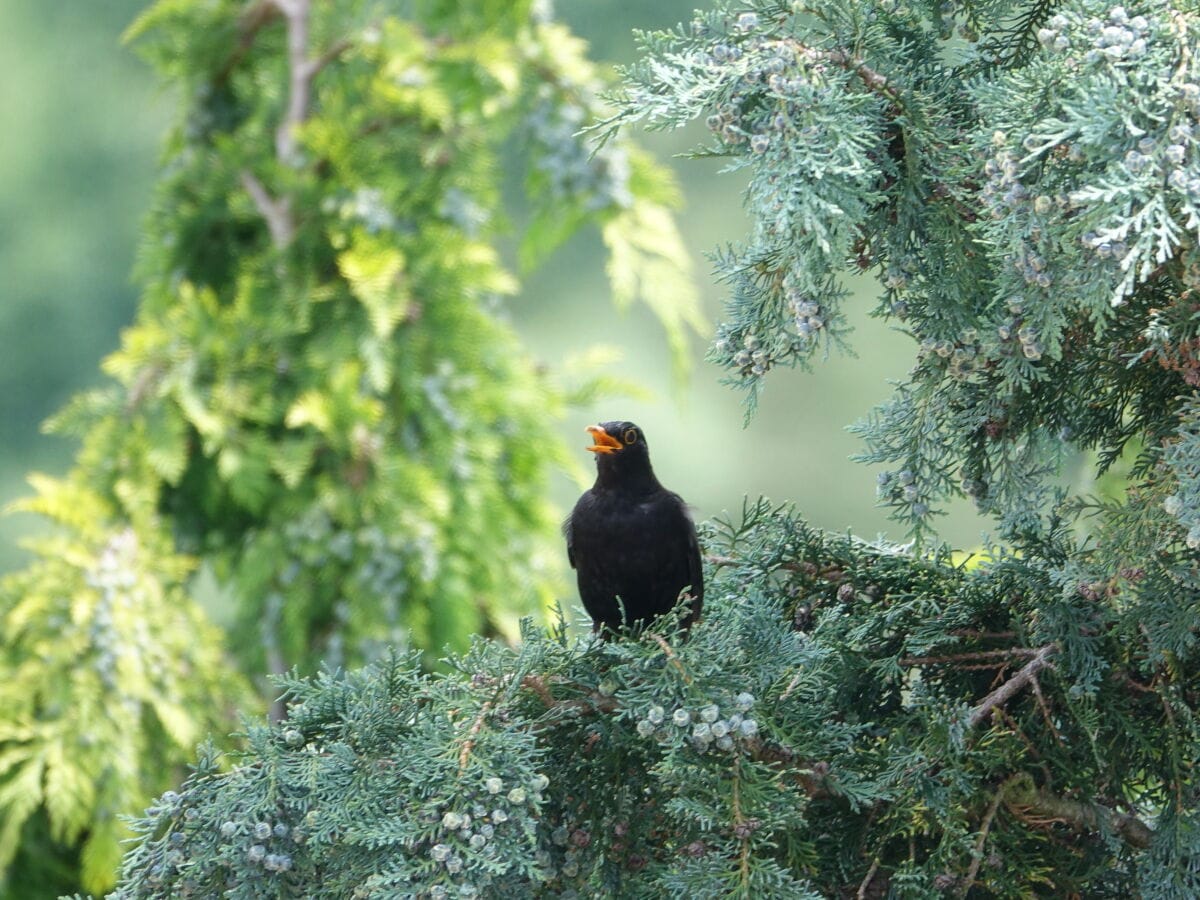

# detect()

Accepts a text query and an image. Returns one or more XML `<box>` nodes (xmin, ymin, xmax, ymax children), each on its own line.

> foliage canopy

<box><xmin>16</xmin><ymin>0</ymin><xmax>1200</xmax><ymax>895</ymax></box>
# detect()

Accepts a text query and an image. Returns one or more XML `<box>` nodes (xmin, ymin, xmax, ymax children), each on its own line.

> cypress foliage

<box><xmin>41</xmin><ymin>0</ymin><xmax>1200</xmax><ymax>895</ymax></box>
<box><xmin>0</xmin><ymin>0</ymin><xmax>701</xmax><ymax>894</ymax></box>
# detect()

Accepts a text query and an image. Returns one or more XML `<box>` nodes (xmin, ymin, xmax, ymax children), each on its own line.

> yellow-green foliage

<box><xmin>0</xmin><ymin>476</ymin><xmax>248</xmax><ymax>894</ymax></box>
<box><xmin>1</xmin><ymin>0</ymin><xmax>702</xmax><ymax>893</ymax></box>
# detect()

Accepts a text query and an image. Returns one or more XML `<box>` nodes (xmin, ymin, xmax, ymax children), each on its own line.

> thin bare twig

<box><xmin>967</xmin><ymin>644</ymin><xmax>1057</xmax><ymax>729</ymax></box>
<box><xmin>947</xmin><ymin>629</ymin><xmax>1019</xmax><ymax>641</ymax></box>
<box><xmin>457</xmin><ymin>699</ymin><xmax>494</xmax><ymax>773</ymax></box>
<box><xmin>647</xmin><ymin>631</ymin><xmax>693</xmax><ymax>685</ymax></box>
<box><xmin>1029</xmin><ymin>673</ymin><xmax>1063</xmax><ymax>745</ymax></box>
<box><xmin>959</xmin><ymin>779</ymin><xmax>1009</xmax><ymax>897</ymax></box>
<box><xmin>856</xmin><ymin>857</ymin><xmax>881</xmax><ymax>900</ymax></box>
<box><xmin>900</xmin><ymin>647</ymin><xmax>1042</xmax><ymax>667</ymax></box>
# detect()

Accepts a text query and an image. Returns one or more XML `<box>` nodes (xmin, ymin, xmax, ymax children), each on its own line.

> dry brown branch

<box><xmin>959</xmin><ymin>779</ymin><xmax>1009</xmax><ymax>897</ymax></box>
<box><xmin>900</xmin><ymin>647</ymin><xmax>1041</xmax><ymax>667</ymax></box>
<box><xmin>967</xmin><ymin>643</ymin><xmax>1057</xmax><ymax>729</ymax></box>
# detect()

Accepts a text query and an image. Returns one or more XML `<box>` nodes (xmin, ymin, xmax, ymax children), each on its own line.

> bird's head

<box><xmin>585</xmin><ymin>421</ymin><xmax>657</xmax><ymax>489</ymax></box>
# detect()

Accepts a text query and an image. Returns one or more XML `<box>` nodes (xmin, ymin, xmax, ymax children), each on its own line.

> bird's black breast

<box><xmin>566</xmin><ymin>486</ymin><xmax>702</xmax><ymax>632</ymax></box>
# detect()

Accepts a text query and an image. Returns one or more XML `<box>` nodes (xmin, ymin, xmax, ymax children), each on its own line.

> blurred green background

<box><xmin>0</xmin><ymin>0</ymin><xmax>986</xmax><ymax>577</ymax></box>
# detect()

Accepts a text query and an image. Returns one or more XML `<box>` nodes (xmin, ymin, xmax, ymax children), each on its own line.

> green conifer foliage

<box><xmin>0</xmin><ymin>0</ymin><xmax>702</xmax><ymax>893</ymax></box>
<box><xmin>56</xmin><ymin>0</ymin><xmax>1200</xmax><ymax>895</ymax></box>
<box><xmin>92</xmin><ymin>503</ymin><xmax>1194</xmax><ymax>896</ymax></box>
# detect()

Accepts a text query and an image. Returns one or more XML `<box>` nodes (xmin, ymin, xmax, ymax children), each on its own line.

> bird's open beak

<box><xmin>585</xmin><ymin>425</ymin><xmax>623</xmax><ymax>455</ymax></box>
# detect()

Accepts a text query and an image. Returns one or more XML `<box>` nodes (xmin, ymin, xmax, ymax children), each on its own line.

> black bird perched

<box><xmin>565</xmin><ymin>421</ymin><xmax>703</xmax><ymax>635</ymax></box>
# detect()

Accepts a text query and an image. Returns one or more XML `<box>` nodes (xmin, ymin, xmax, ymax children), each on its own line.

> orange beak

<box><xmin>585</xmin><ymin>424</ymin><xmax>623</xmax><ymax>455</ymax></box>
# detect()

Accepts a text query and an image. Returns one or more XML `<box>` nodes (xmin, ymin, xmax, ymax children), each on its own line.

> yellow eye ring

<box><xmin>623</xmin><ymin>428</ymin><xmax>638</xmax><ymax>444</ymax></box>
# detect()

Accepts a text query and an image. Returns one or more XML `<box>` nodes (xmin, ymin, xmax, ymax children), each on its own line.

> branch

<box><xmin>958</xmin><ymin>778</ymin><xmax>1010</xmax><ymax>897</ymax></box>
<box><xmin>646</xmin><ymin>631</ymin><xmax>693</xmax><ymax>685</ymax></box>
<box><xmin>967</xmin><ymin>643</ymin><xmax>1056</xmax><ymax>729</ymax></box>
<box><xmin>269</xmin><ymin>0</ymin><xmax>351</xmax><ymax>165</ymax></box>
<box><xmin>240</xmin><ymin>171</ymin><xmax>294</xmax><ymax>246</ymax></box>
<box><xmin>457</xmin><ymin>700</ymin><xmax>494</xmax><ymax>773</ymax></box>
<box><xmin>856</xmin><ymin>857</ymin><xmax>881</xmax><ymax>900</ymax></box>
<box><xmin>271</xmin><ymin>0</ymin><xmax>312</xmax><ymax>165</ymax></box>
<box><xmin>235</xmin><ymin>1</ymin><xmax>350</xmax><ymax>247</ymax></box>
<box><xmin>817</xmin><ymin>48</ymin><xmax>901</xmax><ymax>102</ymax></box>
<box><xmin>1003</xmin><ymin>774</ymin><xmax>1153</xmax><ymax>850</ymax></box>
<box><xmin>900</xmin><ymin>647</ymin><xmax>1042</xmax><ymax>667</ymax></box>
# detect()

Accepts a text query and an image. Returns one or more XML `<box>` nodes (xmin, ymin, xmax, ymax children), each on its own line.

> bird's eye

<box><xmin>623</xmin><ymin>428</ymin><xmax>638</xmax><ymax>444</ymax></box>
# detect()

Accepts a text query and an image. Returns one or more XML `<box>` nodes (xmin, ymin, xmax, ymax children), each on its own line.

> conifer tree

<box><xmin>62</xmin><ymin>0</ymin><xmax>1200</xmax><ymax>896</ymax></box>
<box><xmin>0</xmin><ymin>0</ymin><xmax>701</xmax><ymax>894</ymax></box>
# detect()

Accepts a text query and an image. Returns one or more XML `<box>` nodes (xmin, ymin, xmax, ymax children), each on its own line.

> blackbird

<box><xmin>565</xmin><ymin>421</ymin><xmax>703</xmax><ymax>635</ymax></box>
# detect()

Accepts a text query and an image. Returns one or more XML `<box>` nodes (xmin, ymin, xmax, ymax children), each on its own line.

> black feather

<box><xmin>566</xmin><ymin>421</ymin><xmax>703</xmax><ymax>634</ymax></box>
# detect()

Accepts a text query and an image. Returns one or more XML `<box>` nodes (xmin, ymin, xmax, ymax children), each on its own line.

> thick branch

<box><xmin>238</xmin><ymin>0</ymin><xmax>350</xmax><ymax>247</ymax></box>
<box><xmin>272</xmin><ymin>0</ymin><xmax>312</xmax><ymax>166</ymax></box>
<box><xmin>240</xmin><ymin>171</ymin><xmax>294</xmax><ymax>246</ymax></box>
<box><xmin>1003</xmin><ymin>774</ymin><xmax>1153</xmax><ymax>850</ymax></box>
<box><xmin>967</xmin><ymin>643</ymin><xmax>1057</xmax><ymax>729</ymax></box>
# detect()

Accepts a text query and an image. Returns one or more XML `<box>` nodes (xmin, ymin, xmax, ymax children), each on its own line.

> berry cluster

<box><xmin>527</xmin><ymin>93</ymin><xmax>632</xmax><ymax>211</ymax></box>
<box><xmin>84</xmin><ymin>529</ymin><xmax>147</xmax><ymax>691</ymax></box>
<box><xmin>918</xmin><ymin>327</ymin><xmax>986</xmax><ymax>378</ymax></box>
<box><xmin>634</xmin><ymin>692</ymin><xmax>758</xmax><ymax>754</ymax></box>
<box><xmin>1037</xmin><ymin>7</ymin><xmax>1156</xmax><ymax>66</ymax></box>
<box><xmin>877</xmin><ymin>468</ymin><xmax>929</xmax><ymax>519</ymax></box>
<box><xmin>419</xmin><ymin>772</ymin><xmax>550</xmax><ymax>896</ymax></box>
<box><xmin>995</xmin><ymin>298</ymin><xmax>1045</xmax><ymax>362</ymax></box>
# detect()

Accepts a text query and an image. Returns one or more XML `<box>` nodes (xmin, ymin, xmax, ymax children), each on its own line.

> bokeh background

<box><xmin>0</xmin><ymin>0</ymin><xmax>987</xmax><ymax>578</ymax></box>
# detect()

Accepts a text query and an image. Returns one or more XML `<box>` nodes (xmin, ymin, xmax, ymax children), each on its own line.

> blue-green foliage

<box><xmin>617</xmin><ymin>0</ymin><xmax>1200</xmax><ymax>543</ymax></box>
<box><xmin>101</xmin><ymin>501</ymin><xmax>1198</xmax><ymax>896</ymax></box>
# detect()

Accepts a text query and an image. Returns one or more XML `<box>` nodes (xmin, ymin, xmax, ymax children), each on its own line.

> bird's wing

<box><xmin>562</xmin><ymin>512</ymin><xmax>576</xmax><ymax>569</ymax></box>
<box><xmin>674</xmin><ymin>497</ymin><xmax>704</xmax><ymax>625</ymax></box>
<box><xmin>685</xmin><ymin>511</ymin><xmax>704</xmax><ymax>601</ymax></box>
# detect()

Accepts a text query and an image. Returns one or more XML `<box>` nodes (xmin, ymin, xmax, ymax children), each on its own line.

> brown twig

<box><xmin>457</xmin><ymin>699</ymin><xmax>494</xmax><ymax>773</ymax></box>
<box><xmin>959</xmin><ymin>779</ymin><xmax>1010</xmax><ymax>897</ymax></box>
<box><xmin>812</xmin><ymin>48</ymin><xmax>901</xmax><ymax>103</ymax></box>
<box><xmin>216</xmin><ymin>0</ymin><xmax>280</xmax><ymax>85</ymax></box>
<box><xmin>947</xmin><ymin>629</ymin><xmax>1019</xmax><ymax>641</ymax></box>
<box><xmin>647</xmin><ymin>631</ymin><xmax>693</xmax><ymax>685</ymax></box>
<box><xmin>900</xmin><ymin>647</ymin><xmax>1042</xmax><ymax>667</ymax></box>
<box><xmin>856</xmin><ymin>857</ymin><xmax>881</xmax><ymax>900</ymax></box>
<box><xmin>1029</xmin><ymin>673</ymin><xmax>1063</xmax><ymax>745</ymax></box>
<box><xmin>967</xmin><ymin>644</ymin><xmax>1057</xmax><ymax>729</ymax></box>
<box><xmin>519</xmin><ymin>674</ymin><xmax>555</xmax><ymax>707</ymax></box>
